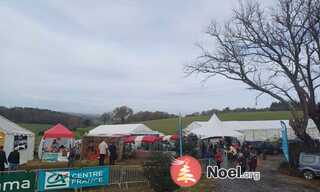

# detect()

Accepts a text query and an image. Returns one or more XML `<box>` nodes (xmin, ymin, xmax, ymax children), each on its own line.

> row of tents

<box><xmin>185</xmin><ymin>114</ymin><xmax>320</xmax><ymax>141</ymax></box>
<box><xmin>0</xmin><ymin>113</ymin><xmax>319</xmax><ymax>165</ymax></box>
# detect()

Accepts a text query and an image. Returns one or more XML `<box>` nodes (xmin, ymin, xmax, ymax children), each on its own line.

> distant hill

<box><xmin>142</xmin><ymin>111</ymin><xmax>294</xmax><ymax>135</ymax></box>
<box><xmin>0</xmin><ymin>106</ymin><xmax>88</xmax><ymax>128</ymax></box>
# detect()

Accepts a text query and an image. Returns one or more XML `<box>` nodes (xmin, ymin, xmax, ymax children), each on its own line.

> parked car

<box><xmin>298</xmin><ymin>152</ymin><xmax>320</xmax><ymax>180</ymax></box>
<box><xmin>245</xmin><ymin>141</ymin><xmax>281</xmax><ymax>155</ymax></box>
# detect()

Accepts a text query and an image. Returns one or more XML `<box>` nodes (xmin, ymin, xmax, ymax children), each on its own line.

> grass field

<box><xmin>19</xmin><ymin>111</ymin><xmax>294</xmax><ymax>141</ymax></box>
<box><xmin>143</xmin><ymin>111</ymin><xmax>294</xmax><ymax>135</ymax></box>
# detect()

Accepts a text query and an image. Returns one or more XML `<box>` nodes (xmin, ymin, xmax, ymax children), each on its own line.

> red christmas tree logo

<box><xmin>170</xmin><ymin>155</ymin><xmax>202</xmax><ymax>187</ymax></box>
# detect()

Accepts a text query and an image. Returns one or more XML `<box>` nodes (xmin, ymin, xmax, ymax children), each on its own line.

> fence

<box><xmin>0</xmin><ymin>165</ymin><xmax>147</xmax><ymax>192</ymax></box>
<box><xmin>109</xmin><ymin>165</ymin><xmax>148</xmax><ymax>190</ymax></box>
<box><xmin>1</xmin><ymin>158</ymin><xmax>216</xmax><ymax>191</ymax></box>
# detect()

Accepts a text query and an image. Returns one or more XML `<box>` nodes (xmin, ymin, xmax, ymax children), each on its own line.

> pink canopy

<box><xmin>43</xmin><ymin>123</ymin><xmax>75</xmax><ymax>139</ymax></box>
<box><xmin>141</xmin><ymin>135</ymin><xmax>161</xmax><ymax>143</ymax></box>
<box><xmin>124</xmin><ymin>136</ymin><xmax>136</xmax><ymax>144</ymax></box>
<box><xmin>124</xmin><ymin>135</ymin><xmax>161</xmax><ymax>144</ymax></box>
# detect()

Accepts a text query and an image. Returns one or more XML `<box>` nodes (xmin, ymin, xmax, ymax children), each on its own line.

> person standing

<box><xmin>108</xmin><ymin>143</ymin><xmax>117</xmax><ymax>165</ymax></box>
<box><xmin>98</xmin><ymin>140</ymin><xmax>108</xmax><ymax>166</ymax></box>
<box><xmin>0</xmin><ymin>146</ymin><xmax>7</xmax><ymax>172</ymax></box>
<box><xmin>249</xmin><ymin>152</ymin><xmax>258</xmax><ymax>172</ymax></box>
<box><xmin>8</xmin><ymin>148</ymin><xmax>19</xmax><ymax>171</ymax></box>
<box><xmin>237</xmin><ymin>153</ymin><xmax>247</xmax><ymax>174</ymax></box>
<box><xmin>68</xmin><ymin>147</ymin><xmax>76</xmax><ymax>167</ymax></box>
<box><xmin>214</xmin><ymin>148</ymin><xmax>223</xmax><ymax>169</ymax></box>
<box><xmin>51</xmin><ymin>139</ymin><xmax>59</xmax><ymax>152</ymax></box>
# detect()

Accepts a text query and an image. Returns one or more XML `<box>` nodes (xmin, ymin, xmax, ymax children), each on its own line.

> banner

<box><xmin>280</xmin><ymin>121</ymin><xmax>289</xmax><ymax>161</ymax></box>
<box><xmin>0</xmin><ymin>171</ymin><xmax>35</xmax><ymax>192</ymax></box>
<box><xmin>38</xmin><ymin>166</ymin><xmax>109</xmax><ymax>191</ymax></box>
<box><xmin>42</xmin><ymin>152</ymin><xmax>59</xmax><ymax>162</ymax></box>
<box><xmin>14</xmin><ymin>135</ymin><xmax>28</xmax><ymax>150</ymax></box>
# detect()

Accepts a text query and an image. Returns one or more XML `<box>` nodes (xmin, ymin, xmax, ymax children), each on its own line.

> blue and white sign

<box><xmin>38</xmin><ymin>166</ymin><xmax>109</xmax><ymax>191</ymax></box>
<box><xmin>280</xmin><ymin>121</ymin><xmax>289</xmax><ymax>161</ymax></box>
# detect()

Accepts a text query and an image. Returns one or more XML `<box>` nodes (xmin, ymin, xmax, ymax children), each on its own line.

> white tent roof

<box><xmin>189</xmin><ymin>114</ymin><xmax>243</xmax><ymax>138</ymax></box>
<box><xmin>186</xmin><ymin>113</ymin><xmax>318</xmax><ymax>140</ymax></box>
<box><xmin>223</xmin><ymin>119</ymin><xmax>316</xmax><ymax>130</ymax></box>
<box><xmin>88</xmin><ymin>123</ymin><xmax>157</xmax><ymax>137</ymax></box>
<box><xmin>187</xmin><ymin>113</ymin><xmax>317</xmax><ymax>132</ymax></box>
<box><xmin>0</xmin><ymin>115</ymin><xmax>34</xmax><ymax>136</ymax></box>
<box><xmin>191</xmin><ymin>126</ymin><xmax>243</xmax><ymax>139</ymax></box>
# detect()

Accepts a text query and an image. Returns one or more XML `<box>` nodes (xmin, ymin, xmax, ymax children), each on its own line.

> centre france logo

<box><xmin>170</xmin><ymin>155</ymin><xmax>202</xmax><ymax>187</ymax></box>
<box><xmin>45</xmin><ymin>171</ymin><xmax>70</xmax><ymax>189</ymax></box>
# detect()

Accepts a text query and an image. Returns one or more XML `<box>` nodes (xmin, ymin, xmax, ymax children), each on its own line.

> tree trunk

<box><xmin>289</xmin><ymin>118</ymin><xmax>319</xmax><ymax>152</ymax></box>
<box><xmin>309</xmin><ymin>104</ymin><xmax>320</xmax><ymax>134</ymax></box>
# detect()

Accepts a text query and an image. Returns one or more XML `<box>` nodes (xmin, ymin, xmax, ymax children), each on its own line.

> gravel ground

<box><xmin>215</xmin><ymin>155</ymin><xmax>320</xmax><ymax>192</ymax></box>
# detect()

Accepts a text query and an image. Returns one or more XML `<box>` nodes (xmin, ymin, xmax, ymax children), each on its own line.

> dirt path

<box><xmin>215</xmin><ymin>155</ymin><xmax>320</xmax><ymax>192</ymax></box>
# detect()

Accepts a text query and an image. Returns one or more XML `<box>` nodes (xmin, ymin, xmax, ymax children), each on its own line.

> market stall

<box><xmin>81</xmin><ymin>135</ymin><xmax>124</xmax><ymax>161</ymax></box>
<box><xmin>83</xmin><ymin>123</ymin><xmax>163</xmax><ymax>161</ymax></box>
<box><xmin>0</xmin><ymin>115</ymin><xmax>35</xmax><ymax>165</ymax></box>
<box><xmin>38</xmin><ymin>124</ymin><xmax>75</xmax><ymax>162</ymax></box>
<box><xmin>185</xmin><ymin>114</ymin><xmax>319</xmax><ymax>141</ymax></box>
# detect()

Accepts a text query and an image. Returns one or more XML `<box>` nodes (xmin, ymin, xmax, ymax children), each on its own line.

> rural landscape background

<box><xmin>0</xmin><ymin>102</ymin><xmax>295</xmax><ymax>146</ymax></box>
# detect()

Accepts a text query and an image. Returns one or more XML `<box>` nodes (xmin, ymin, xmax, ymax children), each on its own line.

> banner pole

<box><xmin>179</xmin><ymin>113</ymin><xmax>183</xmax><ymax>157</ymax></box>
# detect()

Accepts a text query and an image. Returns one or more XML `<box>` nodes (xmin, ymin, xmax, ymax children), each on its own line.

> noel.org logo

<box><xmin>170</xmin><ymin>155</ymin><xmax>202</xmax><ymax>187</ymax></box>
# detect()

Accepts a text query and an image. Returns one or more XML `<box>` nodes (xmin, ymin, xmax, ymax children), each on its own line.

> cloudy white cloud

<box><xmin>0</xmin><ymin>0</ymin><xmax>276</xmax><ymax>114</ymax></box>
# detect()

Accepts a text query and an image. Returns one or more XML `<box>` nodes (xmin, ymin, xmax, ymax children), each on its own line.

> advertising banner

<box><xmin>0</xmin><ymin>171</ymin><xmax>35</xmax><ymax>192</ymax></box>
<box><xmin>280</xmin><ymin>121</ymin><xmax>289</xmax><ymax>161</ymax></box>
<box><xmin>38</xmin><ymin>166</ymin><xmax>109</xmax><ymax>191</ymax></box>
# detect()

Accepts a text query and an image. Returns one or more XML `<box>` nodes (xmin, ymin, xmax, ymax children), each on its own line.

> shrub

<box><xmin>143</xmin><ymin>152</ymin><xmax>179</xmax><ymax>192</ymax></box>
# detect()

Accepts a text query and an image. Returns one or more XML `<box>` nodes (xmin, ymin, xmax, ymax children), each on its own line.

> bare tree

<box><xmin>111</xmin><ymin>106</ymin><xmax>133</xmax><ymax>124</ymax></box>
<box><xmin>100</xmin><ymin>112</ymin><xmax>112</xmax><ymax>124</ymax></box>
<box><xmin>186</xmin><ymin>0</ymin><xmax>320</xmax><ymax>147</ymax></box>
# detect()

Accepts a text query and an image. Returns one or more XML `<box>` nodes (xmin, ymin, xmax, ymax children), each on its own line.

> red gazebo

<box><xmin>44</xmin><ymin>123</ymin><xmax>75</xmax><ymax>139</ymax></box>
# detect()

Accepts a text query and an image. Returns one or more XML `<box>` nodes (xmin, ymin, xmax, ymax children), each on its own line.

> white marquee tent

<box><xmin>88</xmin><ymin>124</ymin><xmax>161</xmax><ymax>137</ymax></box>
<box><xmin>191</xmin><ymin>126</ymin><xmax>243</xmax><ymax>139</ymax></box>
<box><xmin>186</xmin><ymin>114</ymin><xmax>320</xmax><ymax>141</ymax></box>
<box><xmin>0</xmin><ymin>115</ymin><xmax>35</xmax><ymax>165</ymax></box>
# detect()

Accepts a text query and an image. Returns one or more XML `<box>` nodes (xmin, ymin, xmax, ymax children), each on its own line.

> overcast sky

<box><xmin>0</xmin><ymin>0</ymin><xmax>277</xmax><ymax>115</ymax></box>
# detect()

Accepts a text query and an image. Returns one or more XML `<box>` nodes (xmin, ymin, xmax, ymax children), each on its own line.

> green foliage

<box><xmin>143</xmin><ymin>152</ymin><xmax>179</xmax><ymax>192</ymax></box>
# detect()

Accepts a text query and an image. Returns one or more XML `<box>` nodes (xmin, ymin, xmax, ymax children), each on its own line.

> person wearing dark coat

<box><xmin>68</xmin><ymin>147</ymin><xmax>76</xmax><ymax>167</ymax></box>
<box><xmin>108</xmin><ymin>143</ymin><xmax>117</xmax><ymax>165</ymax></box>
<box><xmin>249</xmin><ymin>153</ymin><xmax>258</xmax><ymax>172</ymax></box>
<box><xmin>0</xmin><ymin>146</ymin><xmax>7</xmax><ymax>171</ymax></box>
<box><xmin>8</xmin><ymin>149</ymin><xmax>19</xmax><ymax>171</ymax></box>
<box><xmin>237</xmin><ymin>153</ymin><xmax>247</xmax><ymax>174</ymax></box>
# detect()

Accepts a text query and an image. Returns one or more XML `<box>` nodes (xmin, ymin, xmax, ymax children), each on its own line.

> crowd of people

<box><xmin>201</xmin><ymin>139</ymin><xmax>258</xmax><ymax>173</ymax></box>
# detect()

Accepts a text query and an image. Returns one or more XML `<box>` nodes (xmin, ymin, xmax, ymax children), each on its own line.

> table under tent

<box><xmin>38</xmin><ymin>124</ymin><xmax>75</xmax><ymax>162</ymax></box>
<box><xmin>0</xmin><ymin>115</ymin><xmax>35</xmax><ymax>165</ymax></box>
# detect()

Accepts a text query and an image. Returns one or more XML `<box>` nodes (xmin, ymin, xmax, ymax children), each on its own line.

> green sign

<box><xmin>0</xmin><ymin>171</ymin><xmax>35</xmax><ymax>192</ymax></box>
<box><xmin>38</xmin><ymin>167</ymin><xmax>109</xmax><ymax>191</ymax></box>
<box><xmin>42</xmin><ymin>152</ymin><xmax>59</xmax><ymax>162</ymax></box>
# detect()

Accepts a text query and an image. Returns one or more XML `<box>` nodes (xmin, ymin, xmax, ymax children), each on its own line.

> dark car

<box><xmin>245</xmin><ymin>141</ymin><xmax>281</xmax><ymax>155</ymax></box>
<box><xmin>298</xmin><ymin>152</ymin><xmax>320</xmax><ymax>180</ymax></box>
